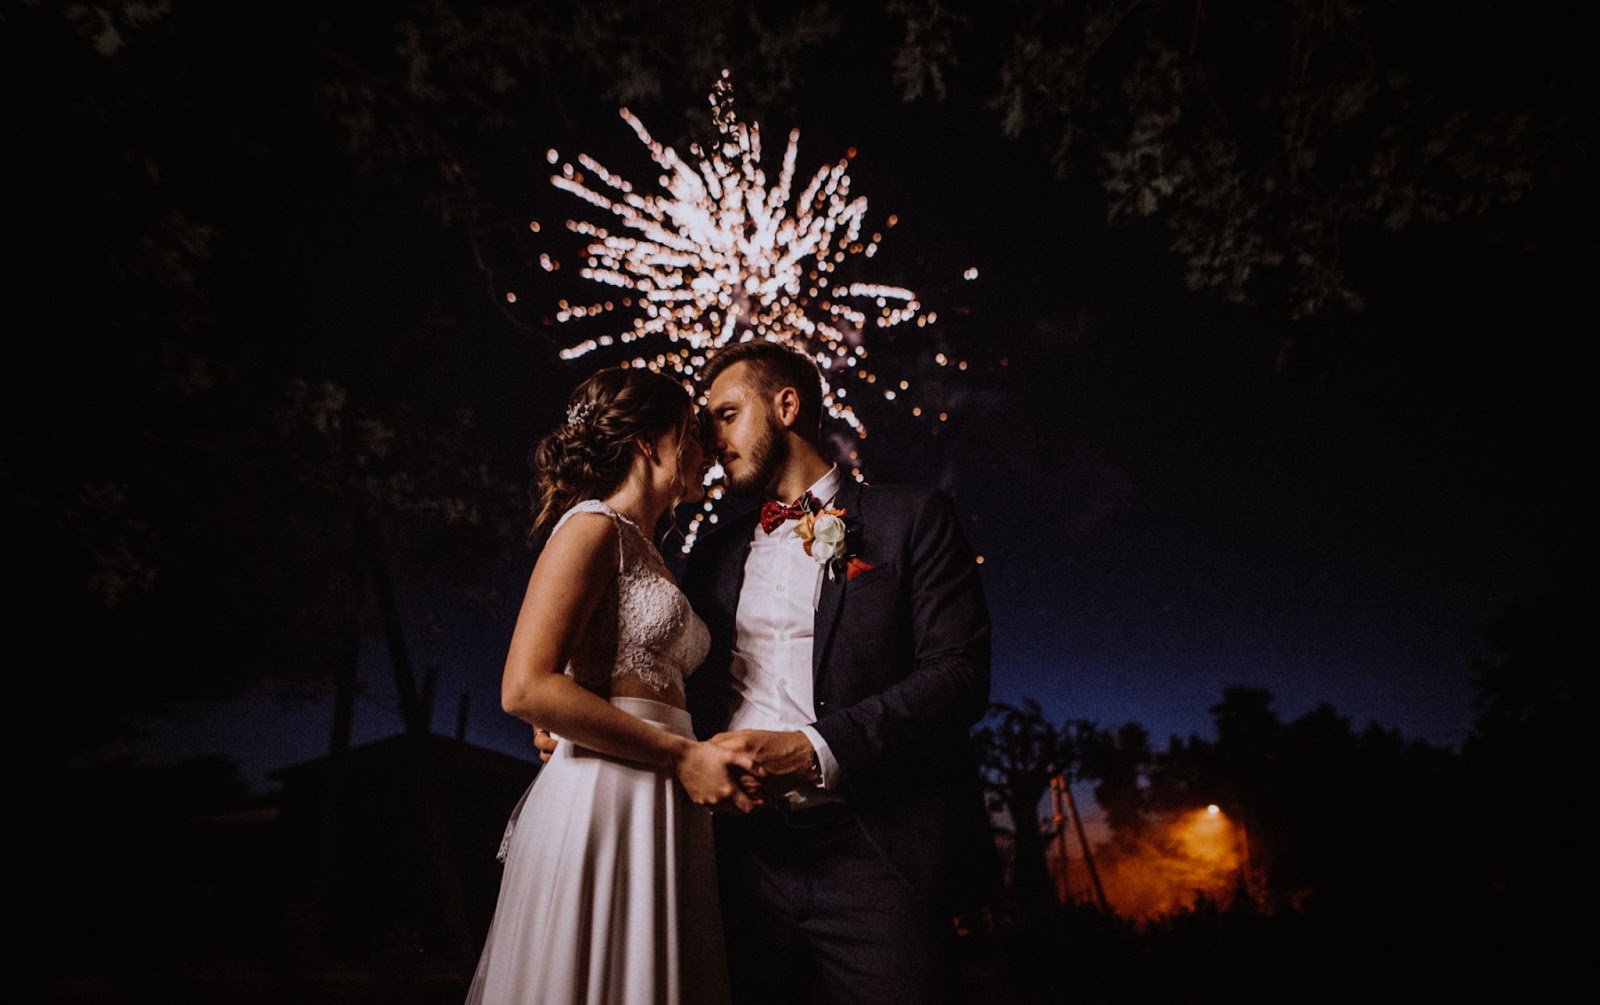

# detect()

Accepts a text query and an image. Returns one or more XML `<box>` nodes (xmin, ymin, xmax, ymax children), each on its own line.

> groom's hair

<box><xmin>698</xmin><ymin>339</ymin><xmax>824</xmax><ymax>444</ymax></box>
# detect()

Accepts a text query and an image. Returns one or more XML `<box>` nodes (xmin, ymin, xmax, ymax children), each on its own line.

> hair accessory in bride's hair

<box><xmin>565</xmin><ymin>401</ymin><xmax>596</xmax><ymax>427</ymax></box>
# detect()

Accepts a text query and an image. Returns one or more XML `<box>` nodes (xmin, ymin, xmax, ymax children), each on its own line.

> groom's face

<box><xmin>705</xmin><ymin>363</ymin><xmax>788</xmax><ymax>497</ymax></box>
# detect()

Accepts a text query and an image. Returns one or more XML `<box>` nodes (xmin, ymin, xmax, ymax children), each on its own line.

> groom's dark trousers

<box><xmin>685</xmin><ymin>479</ymin><xmax>998</xmax><ymax>1003</ymax></box>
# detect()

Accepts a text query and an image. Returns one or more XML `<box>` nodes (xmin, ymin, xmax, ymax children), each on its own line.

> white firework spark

<box><xmin>542</xmin><ymin>71</ymin><xmax>938</xmax><ymax>442</ymax></box>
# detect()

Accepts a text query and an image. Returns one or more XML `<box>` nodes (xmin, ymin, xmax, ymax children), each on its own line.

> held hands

<box><xmin>708</xmin><ymin>729</ymin><xmax>821</xmax><ymax>800</ymax></box>
<box><xmin>531</xmin><ymin>724</ymin><xmax>764</xmax><ymax>814</ymax></box>
<box><xmin>676</xmin><ymin>741</ymin><xmax>765</xmax><ymax>815</ymax></box>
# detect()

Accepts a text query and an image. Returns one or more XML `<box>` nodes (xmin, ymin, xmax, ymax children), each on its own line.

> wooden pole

<box><xmin>1062</xmin><ymin>780</ymin><xmax>1110</xmax><ymax>912</ymax></box>
<box><xmin>1049</xmin><ymin>775</ymin><xmax>1072</xmax><ymax>904</ymax></box>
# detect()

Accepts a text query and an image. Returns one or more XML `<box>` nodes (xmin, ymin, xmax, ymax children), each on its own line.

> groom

<box><xmin>683</xmin><ymin>339</ymin><xmax>997</xmax><ymax>1004</ymax></box>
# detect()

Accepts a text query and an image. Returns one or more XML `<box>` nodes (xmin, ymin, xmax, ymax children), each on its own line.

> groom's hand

<box><xmin>712</xmin><ymin>767</ymin><xmax>767</xmax><ymax>816</ymax></box>
<box><xmin>709</xmin><ymin>729</ymin><xmax>820</xmax><ymax>797</ymax></box>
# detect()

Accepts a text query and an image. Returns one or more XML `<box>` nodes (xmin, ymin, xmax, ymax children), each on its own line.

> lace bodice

<box><xmin>549</xmin><ymin>500</ymin><xmax>710</xmax><ymax>699</ymax></box>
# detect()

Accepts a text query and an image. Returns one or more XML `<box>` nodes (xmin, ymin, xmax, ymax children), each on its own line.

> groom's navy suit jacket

<box><xmin>683</xmin><ymin>478</ymin><xmax>999</xmax><ymax>914</ymax></box>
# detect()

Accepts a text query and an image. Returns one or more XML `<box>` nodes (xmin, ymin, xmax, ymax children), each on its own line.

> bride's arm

<box><xmin>502</xmin><ymin>512</ymin><xmax>759</xmax><ymax>810</ymax></box>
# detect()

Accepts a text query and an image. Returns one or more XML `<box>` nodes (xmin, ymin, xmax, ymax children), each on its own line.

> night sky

<box><xmin>124</xmin><ymin>9</ymin><xmax>1594</xmax><ymax>795</ymax></box>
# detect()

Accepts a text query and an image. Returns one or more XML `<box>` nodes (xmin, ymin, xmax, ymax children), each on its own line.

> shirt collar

<box><xmin>805</xmin><ymin>465</ymin><xmax>843</xmax><ymax>509</ymax></box>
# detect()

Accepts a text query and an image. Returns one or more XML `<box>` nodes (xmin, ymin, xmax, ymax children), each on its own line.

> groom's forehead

<box><xmin>707</xmin><ymin>363</ymin><xmax>760</xmax><ymax>406</ymax></box>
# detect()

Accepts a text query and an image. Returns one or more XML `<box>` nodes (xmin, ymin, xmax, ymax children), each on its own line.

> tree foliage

<box><xmin>1142</xmin><ymin>686</ymin><xmax>1468</xmax><ymax>916</ymax></box>
<box><xmin>1080</xmin><ymin>720</ymin><xmax>1154</xmax><ymax>841</ymax></box>
<box><xmin>974</xmin><ymin>699</ymin><xmax>1110</xmax><ymax>911</ymax></box>
<box><xmin>1465</xmin><ymin>560</ymin><xmax>1594</xmax><ymax>924</ymax></box>
<box><xmin>889</xmin><ymin>0</ymin><xmax>1594</xmax><ymax>326</ymax></box>
<box><xmin>4</xmin><ymin>1</ymin><xmax>636</xmax><ymax>750</ymax></box>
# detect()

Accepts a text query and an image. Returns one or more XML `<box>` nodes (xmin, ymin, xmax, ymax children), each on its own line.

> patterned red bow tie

<box><xmin>759</xmin><ymin>492</ymin><xmax>819</xmax><ymax>534</ymax></box>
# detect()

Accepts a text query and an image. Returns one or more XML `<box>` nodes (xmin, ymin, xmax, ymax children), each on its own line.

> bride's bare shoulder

<box><xmin>536</xmin><ymin>510</ymin><xmax>620</xmax><ymax>575</ymax></box>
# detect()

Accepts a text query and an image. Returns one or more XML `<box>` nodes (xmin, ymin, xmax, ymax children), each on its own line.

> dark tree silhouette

<box><xmin>887</xmin><ymin>0</ymin><xmax>1595</xmax><ymax>345</ymax></box>
<box><xmin>1081</xmin><ymin>721</ymin><xmax>1154</xmax><ymax>844</ymax></box>
<box><xmin>973</xmin><ymin>699</ymin><xmax>1109</xmax><ymax>915</ymax></box>
<box><xmin>1144</xmin><ymin>685</ymin><xmax>1470</xmax><ymax>923</ymax></box>
<box><xmin>1464</xmin><ymin>559</ymin><xmax>1594</xmax><ymax>970</ymax></box>
<box><xmin>973</xmin><ymin>699</ymin><xmax>1066</xmax><ymax>914</ymax></box>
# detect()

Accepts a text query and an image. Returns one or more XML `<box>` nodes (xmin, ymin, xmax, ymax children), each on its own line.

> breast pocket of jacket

<box><xmin>843</xmin><ymin>559</ymin><xmax>897</xmax><ymax>594</ymax></box>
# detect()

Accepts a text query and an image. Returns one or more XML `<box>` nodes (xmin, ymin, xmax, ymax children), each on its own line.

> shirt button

<box><xmin>775</xmin><ymin>582</ymin><xmax>786</xmax><ymax>592</ymax></box>
<box><xmin>776</xmin><ymin>633</ymin><xmax>788</xmax><ymax>641</ymax></box>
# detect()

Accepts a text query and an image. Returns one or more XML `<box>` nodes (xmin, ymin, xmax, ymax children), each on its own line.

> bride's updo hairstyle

<box><xmin>529</xmin><ymin>366</ymin><xmax>694</xmax><ymax>543</ymax></box>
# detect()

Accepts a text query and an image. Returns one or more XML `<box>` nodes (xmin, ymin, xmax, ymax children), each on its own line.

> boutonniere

<box><xmin>796</xmin><ymin>505</ymin><xmax>871</xmax><ymax>582</ymax></box>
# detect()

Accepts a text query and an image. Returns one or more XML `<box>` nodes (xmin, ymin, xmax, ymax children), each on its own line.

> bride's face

<box><xmin>661</xmin><ymin>411</ymin><xmax>708</xmax><ymax>507</ymax></box>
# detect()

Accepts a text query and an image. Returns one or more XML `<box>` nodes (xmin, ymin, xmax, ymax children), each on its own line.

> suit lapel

<box><xmin>718</xmin><ymin>512</ymin><xmax>756</xmax><ymax>645</ymax></box>
<box><xmin>811</xmin><ymin>479</ymin><xmax>864</xmax><ymax>681</ymax></box>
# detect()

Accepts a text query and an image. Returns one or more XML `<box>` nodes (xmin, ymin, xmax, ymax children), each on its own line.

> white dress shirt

<box><xmin>727</xmin><ymin>465</ymin><xmax>845</xmax><ymax>805</ymax></box>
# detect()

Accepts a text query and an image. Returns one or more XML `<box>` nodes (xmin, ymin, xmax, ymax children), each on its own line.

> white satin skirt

<box><xmin>465</xmin><ymin>697</ymin><xmax>730</xmax><ymax>1005</ymax></box>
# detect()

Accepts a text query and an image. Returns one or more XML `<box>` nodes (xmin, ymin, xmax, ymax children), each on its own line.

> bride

<box><xmin>466</xmin><ymin>366</ymin><xmax>759</xmax><ymax>1005</ymax></box>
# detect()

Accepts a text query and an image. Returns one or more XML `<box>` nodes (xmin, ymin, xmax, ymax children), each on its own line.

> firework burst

<box><xmin>536</xmin><ymin>71</ymin><xmax>947</xmax><ymax>547</ymax></box>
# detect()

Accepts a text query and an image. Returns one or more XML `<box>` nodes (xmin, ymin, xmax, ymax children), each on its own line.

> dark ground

<box><xmin>41</xmin><ymin>899</ymin><xmax>1570</xmax><ymax>1005</ymax></box>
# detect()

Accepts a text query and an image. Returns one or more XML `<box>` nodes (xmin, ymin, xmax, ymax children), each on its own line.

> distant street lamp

<box><xmin>1208</xmin><ymin>803</ymin><xmax>1254</xmax><ymax>902</ymax></box>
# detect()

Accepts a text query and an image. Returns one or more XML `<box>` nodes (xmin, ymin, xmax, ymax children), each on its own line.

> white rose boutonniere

<box><xmin>797</xmin><ymin>506</ymin><xmax>850</xmax><ymax>580</ymax></box>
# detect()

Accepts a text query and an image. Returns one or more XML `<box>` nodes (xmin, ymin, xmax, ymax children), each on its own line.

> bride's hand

<box><xmin>532</xmin><ymin>726</ymin><xmax>558</xmax><ymax>763</ymax></box>
<box><xmin>676</xmin><ymin>741</ymin><xmax>763</xmax><ymax>814</ymax></box>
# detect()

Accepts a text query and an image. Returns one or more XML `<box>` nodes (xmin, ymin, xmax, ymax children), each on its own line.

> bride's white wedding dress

<box><xmin>466</xmin><ymin>500</ymin><xmax>728</xmax><ymax>1005</ymax></box>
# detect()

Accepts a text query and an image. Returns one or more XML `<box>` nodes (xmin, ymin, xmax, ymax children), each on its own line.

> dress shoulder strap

<box><xmin>550</xmin><ymin>499</ymin><xmax>639</xmax><ymax>572</ymax></box>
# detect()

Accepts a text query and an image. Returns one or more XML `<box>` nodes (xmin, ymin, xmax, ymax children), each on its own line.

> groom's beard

<box><xmin>725</xmin><ymin>413</ymin><xmax>788</xmax><ymax>496</ymax></box>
